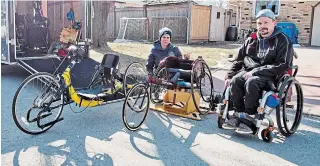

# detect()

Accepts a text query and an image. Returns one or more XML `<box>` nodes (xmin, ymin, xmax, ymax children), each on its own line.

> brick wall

<box><xmin>228</xmin><ymin>0</ymin><xmax>319</xmax><ymax>44</ymax></box>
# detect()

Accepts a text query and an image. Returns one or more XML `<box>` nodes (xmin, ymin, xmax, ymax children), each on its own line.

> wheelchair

<box><xmin>122</xmin><ymin>56</ymin><xmax>215</xmax><ymax>131</ymax></box>
<box><xmin>216</xmin><ymin>53</ymin><xmax>303</xmax><ymax>142</ymax></box>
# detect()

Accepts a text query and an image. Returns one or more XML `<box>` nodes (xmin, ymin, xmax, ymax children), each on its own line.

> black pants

<box><xmin>229</xmin><ymin>71</ymin><xmax>273</xmax><ymax>115</ymax></box>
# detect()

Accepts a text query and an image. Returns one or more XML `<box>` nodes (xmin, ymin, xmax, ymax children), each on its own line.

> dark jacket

<box><xmin>227</xmin><ymin>26</ymin><xmax>293</xmax><ymax>79</ymax></box>
<box><xmin>146</xmin><ymin>40</ymin><xmax>182</xmax><ymax>75</ymax></box>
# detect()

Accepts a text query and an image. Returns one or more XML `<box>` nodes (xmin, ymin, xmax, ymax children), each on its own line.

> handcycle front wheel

<box><xmin>122</xmin><ymin>83</ymin><xmax>150</xmax><ymax>131</ymax></box>
<box><xmin>150</xmin><ymin>67</ymin><xmax>169</xmax><ymax>104</ymax></box>
<box><xmin>12</xmin><ymin>72</ymin><xmax>64</xmax><ymax>135</ymax></box>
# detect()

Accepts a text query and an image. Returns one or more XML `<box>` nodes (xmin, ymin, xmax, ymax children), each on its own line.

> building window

<box><xmin>254</xmin><ymin>0</ymin><xmax>280</xmax><ymax>16</ymax></box>
<box><xmin>217</xmin><ymin>12</ymin><xmax>220</xmax><ymax>19</ymax></box>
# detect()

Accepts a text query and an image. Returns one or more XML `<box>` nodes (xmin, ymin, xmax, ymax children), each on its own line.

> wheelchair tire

<box><xmin>12</xmin><ymin>72</ymin><xmax>64</xmax><ymax>135</ymax></box>
<box><xmin>122</xmin><ymin>83</ymin><xmax>150</xmax><ymax>131</ymax></box>
<box><xmin>276</xmin><ymin>77</ymin><xmax>303</xmax><ymax>137</ymax></box>
<box><xmin>191</xmin><ymin>59</ymin><xmax>214</xmax><ymax>115</ymax></box>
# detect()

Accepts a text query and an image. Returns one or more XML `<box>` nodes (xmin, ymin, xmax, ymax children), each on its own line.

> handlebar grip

<box><xmin>68</xmin><ymin>46</ymin><xmax>85</xmax><ymax>63</ymax></box>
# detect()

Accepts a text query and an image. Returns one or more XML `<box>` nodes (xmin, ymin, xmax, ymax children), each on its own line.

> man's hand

<box><xmin>242</xmin><ymin>71</ymin><xmax>253</xmax><ymax>80</ymax></box>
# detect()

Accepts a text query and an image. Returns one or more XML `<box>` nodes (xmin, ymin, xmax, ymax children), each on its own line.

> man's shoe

<box><xmin>222</xmin><ymin>118</ymin><xmax>239</xmax><ymax>130</ymax></box>
<box><xmin>235</xmin><ymin>123</ymin><xmax>253</xmax><ymax>134</ymax></box>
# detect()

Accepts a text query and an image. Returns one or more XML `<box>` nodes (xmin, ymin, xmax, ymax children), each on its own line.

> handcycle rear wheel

<box><xmin>191</xmin><ymin>59</ymin><xmax>214</xmax><ymax>115</ymax></box>
<box><xmin>122</xmin><ymin>83</ymin><xmax>150</xmax><ymax>131</ymax></box>
<box><xmin>123</xmin><ymin>62</ymin><xmax>147</xmax><ymax>96</ymax></box>
<box><xmin>12</xmin><ymin>72</ymin><xmax>64</xmax><ymax>135</ymax></box>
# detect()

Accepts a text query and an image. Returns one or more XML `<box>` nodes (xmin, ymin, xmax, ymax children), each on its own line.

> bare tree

<box><xmin>92</xmin><ymin>1</ymin><xmax>111</xmax><ymax>48</ymax></box>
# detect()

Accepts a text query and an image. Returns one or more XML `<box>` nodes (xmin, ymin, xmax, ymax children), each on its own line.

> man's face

<box><xmin>256</xmin><ymin>17</ymin><xmax>277</xmax><ymax>38</ymax></box>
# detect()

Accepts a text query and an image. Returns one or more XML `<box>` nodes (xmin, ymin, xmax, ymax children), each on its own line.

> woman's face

<box><xmin>160</xmin><ymin>34</ymin><xmax>171</xmax><ymax>46</ymax></box>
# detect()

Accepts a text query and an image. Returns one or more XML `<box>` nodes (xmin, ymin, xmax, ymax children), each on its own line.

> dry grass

<box><xmin>90</xmin><ymin>42</ymin><xmax>238</xmax><ymax>67</ymax></box>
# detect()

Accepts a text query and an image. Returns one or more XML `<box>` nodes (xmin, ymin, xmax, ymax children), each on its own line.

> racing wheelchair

<box><xmin>12</xmin><ymin>45</ymin><xmax>139</xmax><ymax>135</ymax></box>
<box><xmin>121</xmin><ymin>56</ymin><xmax>215</xmax><ymax>131</ymax></box>
<box><xmin>216</xmin><ymin>52</ymin><xmax>303</xmax><ymax>142</ymax></box>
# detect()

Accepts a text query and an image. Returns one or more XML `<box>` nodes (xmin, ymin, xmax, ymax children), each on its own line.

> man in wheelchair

<box><xmin>222</xmin><ymin>9</ymin><xmax>294</xmax><ymax>133</ymax></box>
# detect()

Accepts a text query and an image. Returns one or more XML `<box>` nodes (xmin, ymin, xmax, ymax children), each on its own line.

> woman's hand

<box><xmin>183</xmin><ymin>53</ymin><xmax>191</xmax><ymax>60</ymax></box>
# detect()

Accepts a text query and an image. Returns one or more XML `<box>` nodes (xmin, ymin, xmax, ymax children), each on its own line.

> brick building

<box><xmin>228</xmin><ymin>0</ymin><xmax>320</xmax><ymax>46</ymax></box>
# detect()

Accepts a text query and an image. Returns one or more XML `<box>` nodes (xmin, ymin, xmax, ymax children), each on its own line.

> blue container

<box><xmin>277</xmin><ymin>22</ymin><xmax>299</xmax><ymax>44</ymax></box>
<box><xmin>266</xmin><ymin>94</ymin><xmax>280</xmax><ymax>108</ymax></box>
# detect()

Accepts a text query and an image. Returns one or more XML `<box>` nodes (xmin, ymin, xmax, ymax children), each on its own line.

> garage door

<box><xmin>311</xmin><ymin>5</ymin><xmax>320</xmax><ymax>46</ymax></box>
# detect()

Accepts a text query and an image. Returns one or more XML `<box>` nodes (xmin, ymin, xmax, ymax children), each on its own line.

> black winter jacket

<box><xmin>146</xmin><ymin>40</ymin><xmax>182</xmax><ymax>75</ymax></box>
<box><xmin>226</xmin><ymin>26</ymin><xmax>294</xmax><ymax>79</ymax></box>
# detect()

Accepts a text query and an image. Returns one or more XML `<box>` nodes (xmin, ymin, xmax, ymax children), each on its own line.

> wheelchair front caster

<box><xmin>261</xmin><ymin>129</ymin><xmax>273</xmax><ymax>143</ymax></box>
<box><xmin>218</xmin><ymin>114</ymin><xmax>224</xmax><ymax>128</ymax></box>
<box><xmin>214</xmin><ymin>94</ymin><xmax>223</xmax><ymax>104</ymax></box>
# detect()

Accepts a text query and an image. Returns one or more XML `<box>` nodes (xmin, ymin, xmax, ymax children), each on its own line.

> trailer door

<box><xmin>1</xmin><ymin>0</ymin><xmax>16</xmax><ymax>64</ymax></box>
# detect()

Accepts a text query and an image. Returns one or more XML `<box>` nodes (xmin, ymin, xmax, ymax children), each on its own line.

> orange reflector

<box><xmin>223</xmin><ymin>100</ymin><xmax>228</xmax><ymax>104</ymax></box>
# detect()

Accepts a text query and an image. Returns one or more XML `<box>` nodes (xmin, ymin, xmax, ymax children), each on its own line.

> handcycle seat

<box><xmin>77</xmin><ymin>92</ymin><xmax>107</xmax><ymax>100</ymax></box>
<box><xmin>167</xmin><ymin>68</ymin><xmax>192</xmax><ymax>77</ymax></box>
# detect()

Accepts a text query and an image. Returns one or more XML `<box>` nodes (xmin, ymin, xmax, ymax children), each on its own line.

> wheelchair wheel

<box><xmin>123</xmin><ymin>62</ymin><xmax>147</xmax><ymax>96</ymax></box>
<box><xmin>122</xmin><ymin>83</ymin><xmax>150</xmax><ymax>131</ymax></box>
<box><xmin>150</xmin><ymin>67</ymin><xmax>169</xmax><ymax>104</ymax></box>
<box><xmin>276</xmin><ymin>77</ymin><xmax>303</xmax><ymax>137</ymax></box>
<box><xmin>191</xmin><ymin>59</ymin><xmax>214</xmax><ymax>115</ymax></box>
<box><xmin>12</xmin><ymin>73</ymin><xmax>64</xmax><ymax>135</ymax></box>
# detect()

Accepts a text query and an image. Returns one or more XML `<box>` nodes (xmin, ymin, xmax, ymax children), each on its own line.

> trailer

<box><xmin>1</xmin><ymin>0</ymin><xmax>98</xmax><ymax>88</ymax></box>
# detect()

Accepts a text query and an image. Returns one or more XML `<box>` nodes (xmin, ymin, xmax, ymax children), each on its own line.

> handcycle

<box><xmin>12</xmin><ymin>45</ymin><xmax>143</xmax><ymax>135</ymax></box>
<box><xmin>121</xmin><ymin>56</ymin><xmax>216</xmax><ymax>131</ymax></box>
<box><xmin>238</xmin><ymin>28</ymin><xmax>257</xmax><ymax>43</ymax></box>
<box><xmin>216</xmin><ymin>52</ymin><xmax>303</xmax><ymax>142</ymax></box>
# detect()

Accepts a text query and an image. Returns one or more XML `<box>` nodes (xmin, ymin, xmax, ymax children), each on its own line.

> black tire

<box><xmin>218</xmin><ymin>114</ymin><xmax>224</xmax><ymax>128</ymax></box>
<box><xmin>122</xmin><ymin>83</ymin><xmax>150</xmax><ymax>131</ymax></box>
<box><xmin>261</xmin><ymin>129</ymin><xmax>273</xmax><ymax>143</ymax></box>
<box><xmin>276</xmin><ymin>77</ymin><xmax>303</xmax><ymax>136</ymax></box>
<box><xmin>191</xmin><ymin>59</ymin><xmax>214</xmax><ymax>115</ymax></box>
<box><xmin>12</xmin><ymin>72</ymin><xmax>64</xmax><ymax>135</ymax></box>
<box><xmin>283</xmin><ymin>80</ymin><xmax>303</xmax><ymax>135</ymax></box>
<box><xmin>150</xmin><ymin>67</ymin><xmax>169</xmax><ymax>104</ymax></box>
<box><xmin>123</xmin><ymin>62</ymin><xmax>147</xmax><ymax>96</ymax></box>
